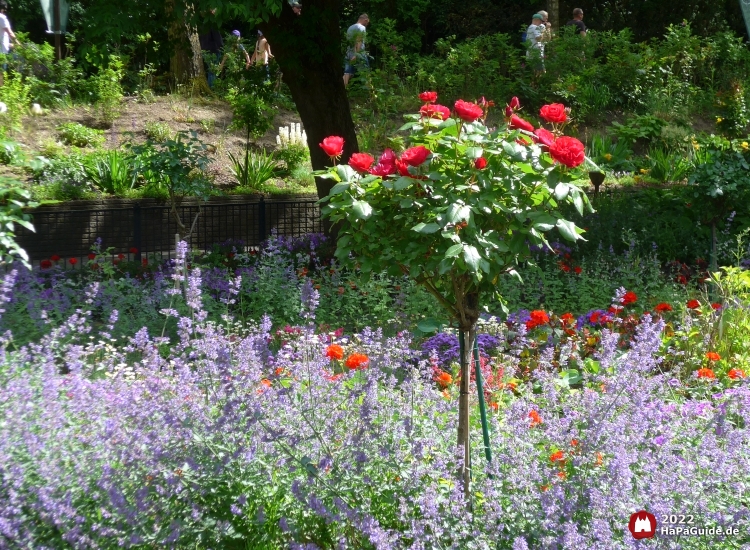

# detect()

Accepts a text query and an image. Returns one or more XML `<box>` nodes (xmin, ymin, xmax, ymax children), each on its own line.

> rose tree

<box><xmin>318</xmin><ymin>95</ymin><xmax>592</xmax><ymax>496</ymax></box>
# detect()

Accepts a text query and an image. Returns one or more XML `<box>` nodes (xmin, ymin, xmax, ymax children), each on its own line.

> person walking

<box><xmin>566</xmin><ymin>8</ymin><xmax>587</xmax><ymax>37</ymax></box>
<box><xmin>526</xmin><ymin>13</ymin><xmax>546</xmax><ymax>75</ymax></box>
<box><xmin>538</xmin><ymin>10</ymin><xmax>553</xmax><ymax>42</ymax></box>
<box><xmin>249</xmin><ymin>30</ymin><xmax>273</xmax><ymax>81</ymax></box>
<box><xmin>219</xmin><ymin>30</ymin><xmax>252</xmax><ymax>73</ymax></box>
<box><xmin>343</xmin><ymin>13</ymin><xmax>369</xmax><ymax>87</ymax></box>
<box><xmin>0</xmin><ymin>0</ymin><xmax>21</xmax><ymax>86</ymax></box>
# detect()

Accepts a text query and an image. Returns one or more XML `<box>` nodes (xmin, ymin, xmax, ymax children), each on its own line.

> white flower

<box><xmin>31</xmin><ymin>103</ymin><xmax>43</xmax><ymax>115</ymax></box>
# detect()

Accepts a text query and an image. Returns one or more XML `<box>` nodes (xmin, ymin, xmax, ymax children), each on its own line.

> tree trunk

<box><xmin>166</xmin><ymin>0</ymin><xmax>210</xmax><ymax>94</ymax></box>
<box><xmin>260</xmin><ymin>0</ymin><xmax>359</xmax><ymax>204</ymax></box>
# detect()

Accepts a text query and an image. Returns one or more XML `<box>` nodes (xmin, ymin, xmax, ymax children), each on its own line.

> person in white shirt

<box><xmin>526</xmin><ymin>14</ymin><xmax>545</xmax><ymax>74</ymax></box>
<box><xmin>343</xmin><ymin>14</ymin><xmax>369</xmax><ymax>87</ymax></box>
<box><xmin>0</xmin><ymin>0</ymin><xmax>20</xmax><ymax>86</ymax></box>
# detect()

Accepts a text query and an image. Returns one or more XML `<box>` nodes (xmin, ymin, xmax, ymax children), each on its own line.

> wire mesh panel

<box><xmin>16</xmin><ymin>198</ymin><xmax>322</xmax><ymax>264</ymax></box>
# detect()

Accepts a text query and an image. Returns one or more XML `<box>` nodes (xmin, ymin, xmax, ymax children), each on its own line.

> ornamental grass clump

<box><xmin>319</xmin><ymin>92</ymin><xmax>593</xmax><ymax>495</ymax></box>
<box><xmin>0</xmin><ymin>261</ymin><xmax>749</xmax><ymax>548</ymax></box>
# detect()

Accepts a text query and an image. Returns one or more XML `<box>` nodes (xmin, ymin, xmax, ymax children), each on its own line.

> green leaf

<box><xmin>462</xmin><ymin>245</ymin><xmax>481</xmax><ymax>271</ymax></box>
<box><xmin>393</xmin><ymin>177</ymin><xmax>413</xmax><ymax>191</ymax></box>
<box><xmin>556</xmin><ymin>219</ymin><xmax>582</xmax><ymax>242</ymax></box>
<box><xmin>446</xmin><ymin>203</ymin><xmax>470</xmax><ymax>223</ymax></box>
<box><xmin>466</xmin><ymin>147</ymin><xmax>484</xmax><ymax>159</ymax></box>
<box><xmin>417</xmin><ymin>318</ymin><xmax>443</xmax><ymax>334</ymax></box>
<box><xmin>329</xmin><ymin>182</ymin><xmax>350</xmax><ymax>195</ymax></box>
<box><xmin>412</xmin><ymin>222</ymin><xmax>441</xmax><ymax>234</ymax></box>
<box><xmin>554</xmin><ymin>182</ymin><xmax>569</xmax><ymax>201</ymax></box>
<box><xmin>445</xmin><ymin>243</ymin><xmax>463</xmax><ymax>258</ymax></box>
<box><xmin>572</xmin><ymin>190</ymin><xmax>584</xmax><ymax>216</ymax></box>
<box><xmin>336</xmin><ymin>165</ymin><xmax>357</xmax><ymax>182</ymax></box>
<box><xmin>351</xmin><ymin>201</ymin><xmax>373</xmax><ymax>219</ymax></box>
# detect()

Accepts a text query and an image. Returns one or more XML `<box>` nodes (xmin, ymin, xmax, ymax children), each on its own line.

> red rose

<box><xmin>420</xmin><ymin>103</ymin><xmax>451</xmax><ymax>121</ymax></box>
<box><xmin>533</xmin><ymin>128</ymin><xmax>556</xmax><ymax>148</ymax></box>
<box><xmin>504</xmin><ymin>105</ymin><xmax>513</xmax><ymax>118</ymax></box>
<box><xmin>400</xmin><ymin>146</ymin><xmax>430</xmax><ymax>167</ymax></box>
<box><xmin>509</xmin><ymin>114</ymin><xmax>534</xmax><ymax>132</ymax></box>
<box><xmin>348</xmin><ymin>153</ymin><xmax>375</xmax><ymax>173</ymax></box>
<box><xmin>129</xmin><ymin>247</ymin><xmax>138</xmax><ymax>254</ymax></box>
<box><xmin>509</xmin><ymin>96</ymin><xmax>520</xmax><ymax>110</ymax></box>
<box><xmin>539</xmin><ymin>103</ymin><xmax>568</xmax><ymax>124</ymax></box>
<box><xmin>369</xmin><ymin>149</ymin><xmax>397</xmax><ymax>176</ymax></box>
<box><xmin>395</xmin><ymin>159</ymin><xmax>411</xmax><ymax>176</ymax></box>
<box><xmin>69</xmin><ymin>258</ymin><xmax>77</xmax><ymax>265</ymax></box>
<box><xmin>549</xmin><ymin>136</ymin><xmax>585</xmax><ymax>168</ymax></box>
<box><xmin>453</xmin><ymin>99</ymin><xmax>484</xmax><ymax>123</ymax></box>
<box><xmin>50</xmin><ymin>255</ymin><xmax>61</xmax><ymax>262</ymax></box>
<box><xmin>419</xmin><ymin>91</ymin><xmax>438</xmax><ymax>103</ymax></box>
<box><xmin>687</xmin><ymin>299</ymin><xmax>700</xmax><ymax>309</ymax></box>
<box><xmin>40</xmin><ymin>259</ymin><xmax>52</xmax><ymax>269</ymax></box>
<box><xmin>142</xmin><ymin>258</ymin><xmax>148</xmax><ymax>266</ymax></box>
<box><xmin>319</xmin><ymin>136</ymin><xmax>344</xmax><ymax>159</ymax></box>
<box><xmin>88</xmin><ymin>253</ymin><xmax>96</xmax><ymax>260</ymax></box>
<box><xmin>474</xmin><ymin>157</ymin><xmax>487</xmax><ymax>169</ymax></box>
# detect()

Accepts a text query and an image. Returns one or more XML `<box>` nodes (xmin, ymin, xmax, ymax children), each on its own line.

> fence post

<box><xmin>258</xmin><ymin>196</ymin><xmax>267</xmax><ymax>244</ymax></box>
<box><xmin>133</xmin><ymin>203</ymin><xmax>142</xmax><ymax>262</ymax></box>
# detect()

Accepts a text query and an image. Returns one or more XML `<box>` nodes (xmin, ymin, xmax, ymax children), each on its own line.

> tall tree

<box><xmin>167</xmin><ymin>0</ymin><xmax>210</xmax><ymax>92</ymax></box>
<box><xmin>203</xmin><ymin>0</ymin><xmax>358</xmax><ymax>201</ymax></box>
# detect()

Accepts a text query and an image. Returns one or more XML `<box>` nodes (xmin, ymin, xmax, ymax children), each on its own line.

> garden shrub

<box><xmin>56</xmin><ymin>122</ymin><xmax>105</xmax><ymax>148</ymax></box>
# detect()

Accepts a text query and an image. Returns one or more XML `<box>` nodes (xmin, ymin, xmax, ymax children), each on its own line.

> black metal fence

<box><xmin>15</xmin><ymin>197</ymin><xmax>323</xmax><ymax>265</ymax></box>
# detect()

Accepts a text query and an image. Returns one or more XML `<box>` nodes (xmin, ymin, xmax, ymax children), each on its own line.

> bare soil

<box><xmin>13</xmin><ymin>95</ymin><xmax>307</xmax><ymax>191</ymax></box>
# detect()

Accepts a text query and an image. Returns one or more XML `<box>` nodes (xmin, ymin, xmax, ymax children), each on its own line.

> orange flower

<box><xmin>705</xmin><ymin>352</ymin><xmax>721</xmax><ymax>362</ymax></box>
<box><xmin>556</xmin><ymin>471</ymin><xmax>567</xmax><ymax>480</ymax></box>
<box><xmin>549</xmin><ymin>450</ymin><xmax>565</xmax><ymax>463</ymax></box>
<box><xmin>687</xmin><ymin>299</ymin><xmax>700</xmax><ymax>309</ymax></box>
<box><xmin>654</xmin><ymin>302</ymin><xmax>673</xmax><ymax>312</ymax></box>
<box><xmin>571</xmin><ymin>439</ymin><xmax>579</xmax><ymax>447</ymax></box>
<box><xmin>596</xmin><ymin>452</ymin><xmax>603</xmax><ymax>466</ymax></box>
<box><xmin>697</xmin><ymin>368</ymin><xmax>716</xmax><ymax>379</ymax></box>
<box><xmin>275</xmin><ymin>367</ymin><xmax>285</xmax><ymax>376</ymax></box>
<box><xmin>441</xmin><ymin>390</ymin><xmax>451</xmax><ymax>399</ymax></box>
<box><xmin>529</xmin><ymin>410</ymin><xmax>542</xmax><ymax>427</ymax></box>
<box><xmin>325</xmin><ymin>371</ymin><xmax>343</xmax><ymax>382</ymax></box>
<box><xmin>540</xmin><ymin>484</ymin><xmax>550</xmax><ymax>492</ymax></box>
<box><xmin>261</xmin><ymin>379</ymin><xmax>272</xmax><ymax>387</ymax></box>
<box><xmin>345</xmin><ymin>353</ymin><xmax>369</xmax><ymax>370</ymax></box>
<box><xmin>728</xmin><ymin>368</ymin><xmax>746</xmax><ymax>380</ymax></box>
<box><xmin>489</xmin><ymin>401</ymin><xmax>499</xmax><ymax>411</ymax></box>
<box><xmin>325</xmin><ymin>344</ymin><xmax>344</xmax><ymax>360</ymax></box>
<box><xmin>560</xmin><ymin>312</ymin><xmax>574</xmax><ymax>324</ymax></box>
<box><xmin>434</xmin><ymin>370</ymin><xmax>453</xmax><ymax>388</ymax></box>
<box><xmin>526</xmin><ymin>310</ymin><xmax>550</xmax><ymax>330</ymax></box>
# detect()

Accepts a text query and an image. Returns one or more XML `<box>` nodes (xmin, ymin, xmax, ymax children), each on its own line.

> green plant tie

<box><xmin>473</xmin><ymin>338</ymin><xmax>493</xmax><ymax>468</ymax></box>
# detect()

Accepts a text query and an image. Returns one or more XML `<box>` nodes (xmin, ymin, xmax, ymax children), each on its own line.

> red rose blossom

<box><xmin>533</xmin><ymin>128</ymin><xmax>556</xmax><ymax>148</ymax></box>
<box><xmin>50</xmin><ymin>255</ymin><xmax>61</xmax><ymax>262</ymax></box>
<box><xmin>549</xmin><ymin>136</ymin><xmax>585</xmax><ymax>168</ymax></box>
<box><xmin>129</xmin><ymin>247</ymin><xmax>138</xmax><ymax>254</ymax></box>
<box><xmin>348</xmin><ymin>153</ymin><xmax>375</xmax><ymax>173</ymax></box>
<box><xmin>419</xmin><ymin>91</ymin><xmax>438</xmax><ymax>103</ymax></box>
<box><xmin>369</xmin><ymin>149</ymin><xmax>397</xmax><ymax>176</ymax></box>
<box><xmin>539</xmin><ymin>103</ymin><xmax>568</xmax><ymax>123</ymax></box>
<box><xmin>687</xmin><ymin>299</ymin><xmax>700</xmax><ymax>309</ymax></box>
<box><xmin>453</xmin><ymin>99</ymin><xmax>484</xmax><ymax>123</ymax></box>
<box><xmin>400</xmin><ymin>146</ymin><xmax>430</xmax><ymax>167</ymax></box>
<box><xmin>319</xmin><ymin>136</ymin><xmax>344</xmax><ymax>159</ymax></box>
<box><xmin>40</xmin><ymin>259</ymin><xmax>52</xmax><ymax>269</ymax></box>
<box><xmin>395</xmin><ymin>159</ymin><xmax>411</xmax><ymax>177</ymax></box>
<box><xmin>474</xmin><ymin>157</ymin><xmax>487</xmax><ymax>169</ymax></box>
<box><xmin>509</xmin><ymin>114</ymin><xmax>534</xmax><ymax>132</ymax></box>
<box><xmin>573</xmin><ymin>266</ymin><xmax>582</xmax><ymax>274</ymax></box>
<box><xmin>69</xmin><ymin>258</ymin><xmax>77</xmax><ymax>265</ymax></box>
<box><xmin>88</xmin><ymin>253</ymin><xmax>96</xmax><ymax>260</ymax></box>
<box><xmin>504</xmin><ymin>105</ymin><xmax>513</xmax><ymax>118</ymax></box>
<box><xmin>420</xmin><ymin>103</ymin><xmax>451</xmax><ymax>121</ymax></box>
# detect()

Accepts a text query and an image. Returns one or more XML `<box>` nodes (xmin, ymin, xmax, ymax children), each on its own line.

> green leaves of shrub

<box><xmin>56</xmin><ymin>122</ymin><xmax>105</xmax><ymax>148</ymax></box>
<box><xmin>0</xmin><ymin>179</ymin><xmax>38</xmax><ymax>267</ymax></box>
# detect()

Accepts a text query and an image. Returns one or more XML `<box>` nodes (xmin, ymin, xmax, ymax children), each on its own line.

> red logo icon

<box><xmin>629</xmin><ymin>510</ymin><xmax>657</xmax><ymax>539</ymax></box>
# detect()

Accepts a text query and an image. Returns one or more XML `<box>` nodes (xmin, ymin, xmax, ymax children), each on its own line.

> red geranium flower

<box><xmin>129</xmin><ymin>247</ymin><xmax>138</xmax><ymax>254</ymax></box>
<box><xmin>118</xmin><ymin>253</ymin><xmax>125</xmax><ymax>260</ymax></box>
<box><xmin>622</xmin><ymin>291</ymin><xmax>637</xmax><ymax>305</ymax></box>
<box><xmin>728</xmin><ymin>368</ymin><xmax>746</xmax><ymax>380</ymax></box>
<box><xmin>509</xmin><ymin>114</ymin><xmax>534</xmax><ymax>132</ymax></box>
<box><xmin>142</xmin><ymin>258</ymin><xmax>148</xmax><ymax>266</ymax></box>
<box><xmin>687</xmin><ymin>299</ymin><xmax>701</xmax><ymax>309</ymax></box>
<box><xmin>654</xmin><ymin>303</ymin><xmax>673</xmax><ymax>312</ymax></box>
<box><xmin>526</xmin><ymin>310</ymin><xmax>550</xmax><ymax>330</ymax></box>
<box><xmin>319</xmin><ymin>136</ymin><xmax>345</xmax><ymax>159</ymax></box>
<box><xmin>533</xmin><ymin>128</ymin><xmax>556</xmax><ymax>148</ymax></box>
<box><xmin>573</xmin><ymin>266</ymin><xmax>582</xmax><ymax>274</ymax></box>
<box><xmin>560</xmin><ymin>312</ymin><xmax>575</xmax><ymax>324</ymax></box>
<box><xmin>697</xmin><ymin>368</ymin><xmax>716</xmax><ymax>379</ymax></box>
<box><xmin>529</xmin><ymin>410</ymin><xmax>542</xmax><ymax>426</ymax></box>
<box><xmin>539</xmin><ymin>103</ymin><xmax>568</xmax><ymax>124</ymax></box>
<box><xmin>88</xmin><ymin>253</ymin><xmax>96</xmax><ymax>260</ymax></box>
<box><xmin>325</xmin><ymin>344</ymin><xmax>344</xmax><ymax>360</ymax></box>
<box><xmin>549</xmin><ymin>136</ymin><xmax>585</xmax><ymax>168</ymax></box>
<box><xmin>705</xmin><ymin>352</ymin><xmax>721</xmax><ymax>362</ymax></box>
<box><xmin>549</xmin><ymin>450</ymin><xmax>565</xmax><ymax>463</ymax></box>
<box><xmin>50</xmin><ymin>255</ymin><xmax>61</xmax><ymax>262</ymax></box>
<box><xmin>400</xmin><ymin>146</ymin><xmax>430</xmax><ymax>167</ymax></box>
<box><xmin>40</xmin><ymin>259</ymin><xmax>52</xmax><ymax>269</ymax></box>
<box><xmin>69</xmin><ymin>258</ymin><xmax>77</xmax><ymax>265</ymax></box>
<box><xmin>345</xmin><ymin>353</ymin><xmax>369</xmax><ymax>370</ymax></box>
<box><xmin>348</xmin><ymin>153</ymin><xmax>375</xmax><ymax>173</ymax></box>
<box><xmin>711</xmin><ymin>302</ymin><xmax>722</xmax><ymax>310</ymax></box>
<box><xmin>420</xmin><ymin>103</ymin><xmax>451</xmax><ymax>121</ymax></box>
<box><xmin>419</xmin><ymin>91</ymin><xmax>438</xmax><ymax>103</ymax></box>
<box><xmin>559</xmin><ymin>263</ymin><xmax>570</xmax><ymax>272</ymax></box>
<box><xmin>453</xmin><ymin>99</ymin><xmax>484</xmax><ymax>123</ymax></box>
<box><xmin>474</xmin><ymin>157</ymin><xmax>487</xmax><ymax>169</ymax></box>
